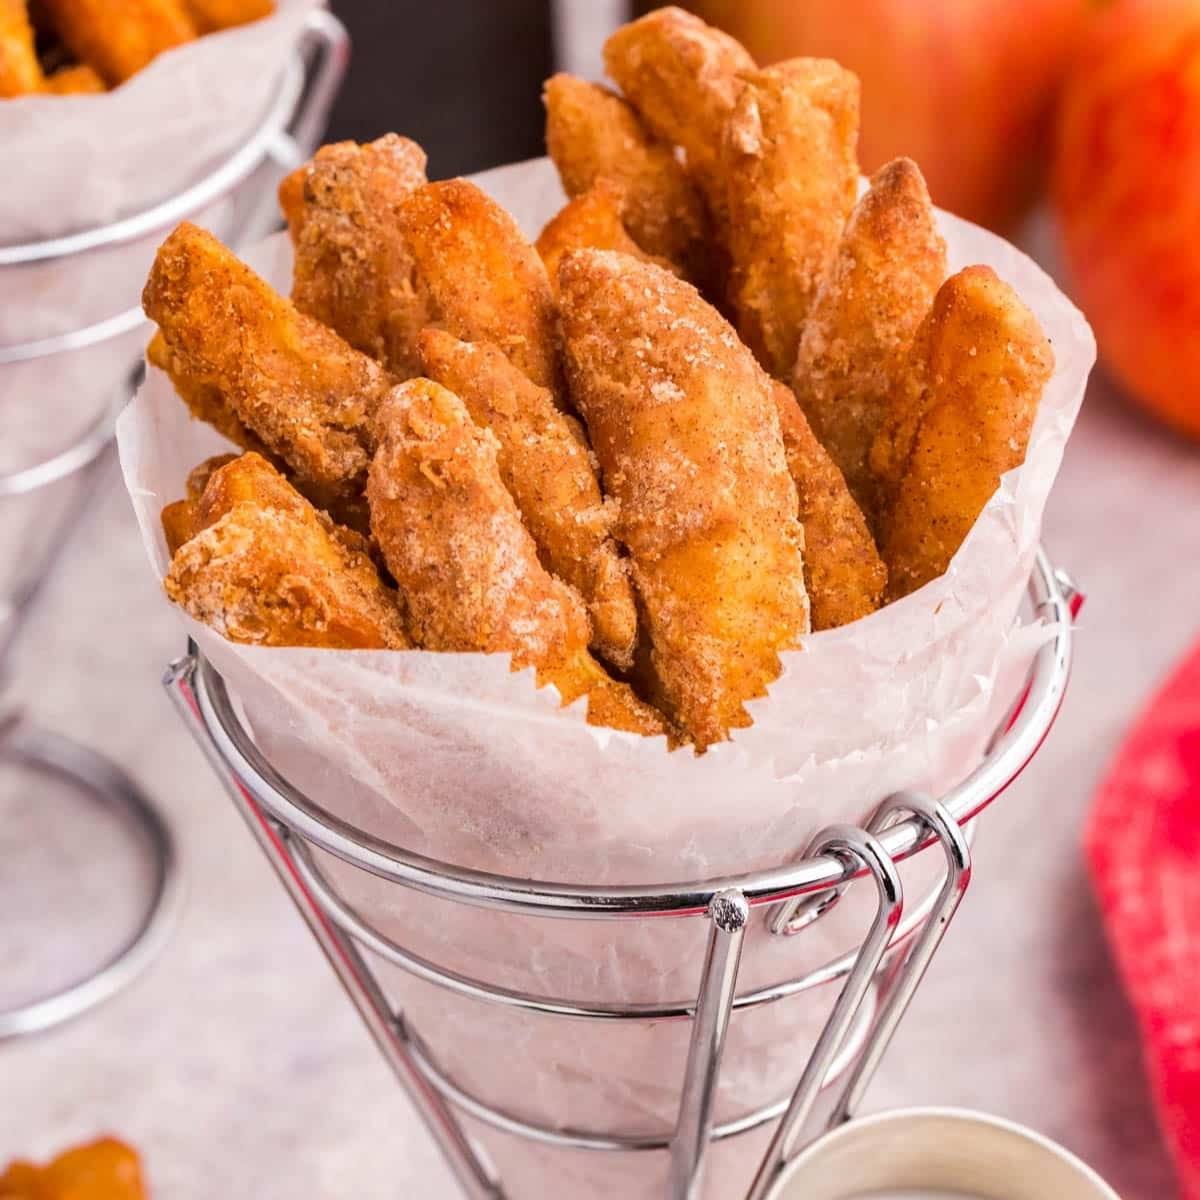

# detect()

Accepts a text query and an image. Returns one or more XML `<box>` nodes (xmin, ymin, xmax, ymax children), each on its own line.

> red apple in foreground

<box><xmin>1052</xmin><ymin>0</ymin><xmax>1200</xmax><ymax>440</ymax></box>
<box><xmin>691</xmin><ymin>0</ymin><xmax>1091</xmax><ymax>230</ymax></box>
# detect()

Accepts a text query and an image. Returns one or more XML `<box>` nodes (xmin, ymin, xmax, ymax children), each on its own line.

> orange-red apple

<box><xmin>691</xmin><ymin>0</ymin><xmax>1091</xmax><ymax>230</ymax></box>
<box><xmin>1052</xmin><ymin>0</ymin><xmax>1200</xmax><ymax>439</ymax></box>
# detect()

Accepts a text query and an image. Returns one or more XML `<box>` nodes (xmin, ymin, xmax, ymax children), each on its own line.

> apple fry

<box><xmin>0</xmin><ymin>1138</ymin><xmax>146</xmax><ymax>1200</ymax></box>
<box><xmin>417</xmin><ymin>326</ymin><xmax>638</xmax><ymax>668</ymax></box>
<box><xmin>165</xmin><ymin>453</ymin><xmax>409</xmax><ymax>649</ymax></box>
<box><xmin>367</xmin><ymin>379</ymin><xmax>667</xmax><ymax>738</ymax></box>
<box><xmin>397</xmin><ymin>179</ymin><xmax>561</xmax><ymax>391</ymax></box>
<box><xmin>719</xmin><ymin>58</ymin><xmax>861</xmax><ymax>377</ymax></box>
<box><xmin>0</xmin><ymin>0</ymin><xmax>42</xmax><ymax>96</ymax></box>
<box><xmin>160</xmin><ymin>452</ymin><xmax>237</xmax><ymax>554</ymax></box>
<box><xmin>603</xmin><ymin>6</ymin><xmax>754</xmax><ymax>182</ymax></box>
<box><xmin>39</xmin><ymin>0</ymin><xmax>195</xmax><ymax>84</ymax></box>
<box><xmin>793</xmin><ymin>158</ymin><xmax>946</xmax><ymax>525</ymax></box>
<box><xmin>143</xmin><ymin>222</ymin><xmax>394</xmax><ymax>513</ymax></box>
<box><xmin>536</xmin><ymin>179</ymin><xmax>674</xmax><ymax>291</ymax></box>
<box><xmin>44</xmin><ymin>62</ymin><xmax>104</xmax><ymax>92</ymax></box>
<box><xmin>771</xmin><ymin>381</ymin><xmax>886</xmax><ymax>630</ymax></box>
<box><xmin>870</xmin><ymin>266</ymin><xmax>1054</xmax><ymax>600</ymax></box>
<box><xmin>283</xmin><ymin>134</ymin><xmax>430</xmax><ymax>378</ymax></box>
<box><xmin>181</xmin><ymin>0</ymin><xmax>272</xmax><ymax>32</ymax></box>
<box><xmin>558</xmin><ymin>250</ymin><xmax>808</xmax><ymax>750</ymax></box>
<box><xmin>542</xmin><ymin>72</ymin><xmax>708</xmax><ymax>278</ymax></box>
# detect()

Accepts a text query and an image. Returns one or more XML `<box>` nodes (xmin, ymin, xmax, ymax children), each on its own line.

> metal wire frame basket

<box><xmin>0</xmin><ymin>10</ymin><xmax>349</xmax><ymax>1041</ymax></box>
<box><xmin>165</xmin><ymin>547</ymin><xmax>1081</xmax><ymax>1200</ymax></box>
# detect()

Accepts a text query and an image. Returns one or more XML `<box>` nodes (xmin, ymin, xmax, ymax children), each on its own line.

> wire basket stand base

<box><xmin>168</xmin><ymin>551</ymin><xmax>1080</xmax><ymax>1199</ymax></box>
<box><xmin>0</xmin><ymin>11</ymin><xmax>349</xmax><ymax>1040</ymax></box>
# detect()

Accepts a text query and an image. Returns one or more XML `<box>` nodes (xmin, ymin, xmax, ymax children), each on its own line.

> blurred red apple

<box><xmin>690</xmin><ymin>0</ymin><xmax>1091</xmax><ymax>230</ymax></box>
<box><xmin>1052</xmin><ymin>0</ymin><xmax>1200</xmax><ymax>440</ymax></box>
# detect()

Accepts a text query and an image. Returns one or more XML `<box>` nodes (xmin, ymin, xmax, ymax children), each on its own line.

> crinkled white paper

<box><xmin>116</xmin><ymin>157</ymin><xmax>1095</xmax><ymax>1199</ymax></box>
<box><xmin>0</xmin><ymin>0</ymin><xmax>319</xmax><ymax>480</ymax></box>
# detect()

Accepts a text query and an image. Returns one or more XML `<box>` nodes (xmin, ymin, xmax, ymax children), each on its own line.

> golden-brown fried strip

<box><xmin>44</xmin><ymin>62</ymin><xmax>104</xmax><ymax>92</ymax></box>
<box><xmin>558</xmin><ymin>249</ymin><xmax>808</xmax><ymax>750</ymax></box>
<box><xmin>0</xmin><ymin>0</ymin><xmax>42</xmax><ymax>96</ymax></box>
<box><xmin>602</xmin><ymin>6</ymin><xmax>755</xmax><ymax>181</ymax></box>
<box><xmin>417</xmin><ymin>326</ymin><xmax>638</xmax><ymax>668</ymax></box>
<box><xmin>0</xmin><ymin>1138</ymin><xmax>146</xmax><ymax>1200</ymax></box>
<box><xmin>39</xmin><ymin>0</ymin><xmax>195</xmax><ymax>84</ymax></box>
<box><xmin>181</xmin><ymin>0</ymin><xmax>271</xmax><ymax>32</ymax></box>
<box><xmin>542</xmin><ymin>72</ymin><xmax>709</xmax><ymax>278</ymax></box>
<box><xmin>536</xmin><ymin>179</ymin><xmax>675</xmax><ymax>292</ymax></box>
<box><xmin>160</xmin><ymin>452</ymin><xmax>237</xmax><ymax>554</ymax></box>
<box><xmin>146</xmin><ymin>330</ymin><xmax>267</xmax><ymax>454</ymax></box>
<box><xmin>870</xmin><ymin>266</ymin><xmax>1054</xmax><ymax>600</ymax></box>
<box><xmin>397</xmin><ymin>180</ymin><xmax>561</xmax><ymax>391</ymax></box>
<box><xmin>719</xmin><ymin>59</ymin><xmax>861</xmax><ymax>377</ymax></box>
<box><xmin>367</xmin><ymin>379</ymin><xmax>666</xmax><ymax>738</ymax></box>
<box><xmin>165</xmin><ymin>453</ymin><xmax>409</xmax><ymax>649</ymax></box>
<box><xmin>143</xmin><ymin>222</ymin><xmax>394</xmax><ymax>512</ymax></box>
<box><xmin>283</xmin><ymin>134</ymin><xmax>430</xmax><ymax>378</ymax></box>
<box><xmin>771</xmin><ymin>381</ymin><xmax>885</xmax><ymax>630</ymax></box>
<box><xmin>793</xmin><ymin>158</ymin><xmax>946</xmax><ymax>524</ymax></box>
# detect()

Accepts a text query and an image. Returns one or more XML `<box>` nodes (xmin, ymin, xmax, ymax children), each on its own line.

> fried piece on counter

<box><xmin>397</xmin><ymin>179</ymin><xmax>560</xmax><ymax>391</ymax></box>
<box><xmin>0</xmin><ymin>1137</ymin><xmax>145</xmax><ymax>1200</ymax></box>
<box><xmin>39</xmin><ymin>0</ymin><xmax>195</xmax><ymax>84</ymax></box>
<box><xmin>44</xmin><ymin>62</ymin><xmax>104</xmax><ymax>92</ymax></box>
<box><xmin>536</xmin><ymin>179</ymin><xmax>675</xmax><ymax>291</ymax></box>
<box><xmin>283</xmin><ymin>134</ymin><xmax>430</xmax><ymax>378</ymax></box>
<box><xmin>367</xmin><ymin>380</ymin><xmax>666</xmax><ymax>737</ymax></box>
<box><xmin>181</xmin><ymin>0</ymin><xmax>272</xmax><ymax>32</ymax></box>
<box><xmin>160</xmin><ymin>452</ymin><xmax>237</xmax><ymax>554</ymax></box>
<box><xmin>870</xmin><ymin>266</ymin><xmax>1054</xmax><ymax>600</ymax></box>
<box><xmin>0</xmin><ymin>0</ymin><xmax>42</xmax><ymax>96</ymax></box>
<box><xmin>603</xmin><ymin>6</ymin><xmax>754</xmax><ymax>182</ymax></box>
<box><xmin>771</xmin><ymin>381</ymin><xmax>885</xmax><ymax>630</ymax></box>
<box><xmin>793</xmin><ymin>158</ymin><xmax>946</xmax><ymax>525</ymax></box>
<box><xmin>542</xmin><ymin>73</ymin><xmax>708</xmax><ymax>279</ymax></box>
<box><xmin>143</xmin><ymin>222</ymin><xmax>394</xmax><ymax>511</ymax></box>
<box><xmin>165</xmin><ymin>452</ymin><xmax>409</xmax><ymax>649</ymax></box>
<box><xmin>417</xmin><ymin>327</ymin><xmax>638</xmax><ymax>668</ymax></box>
<box><xmin>719</xmin><ymin>59</ymin><xmax>861</xmax><ymax>377</ymax></box>
<box><xmin>558</xmin><ymin>250</ymin><xmax>808</xmax><ymax>750</ymax></box>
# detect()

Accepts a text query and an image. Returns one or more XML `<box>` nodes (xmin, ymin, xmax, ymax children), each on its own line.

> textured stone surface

<box><xmin>1</xmin><ymin>368</ymin><xmax>1193</xmax><ymax>1198</ymax></box>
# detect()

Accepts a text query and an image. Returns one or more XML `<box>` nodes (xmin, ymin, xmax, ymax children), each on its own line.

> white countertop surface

<box><xmin>2</xmin><ymin>371</ymin><xmax>1196</xmax><ymax>1198</ymax></box>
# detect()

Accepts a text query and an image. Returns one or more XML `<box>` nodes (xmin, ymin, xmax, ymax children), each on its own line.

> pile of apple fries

<box><xmin>0</xmin><ymin>0</ymin><xmax>273</xmax><ymax>97</ymax></box>
<box><xmin>144</xmin><ymin>6</ymin><xmax>1054</xmax><ymax>752</ymax></box>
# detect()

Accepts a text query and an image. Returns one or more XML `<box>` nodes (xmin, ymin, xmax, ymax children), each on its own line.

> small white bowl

<box><xmin>766</xmin><ymin>1107</ymin><xmax>1120</xmax><ymax>1200</ymax></box>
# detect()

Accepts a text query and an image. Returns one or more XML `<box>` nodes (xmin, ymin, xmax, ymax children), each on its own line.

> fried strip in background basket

<box><xmin>182</xmin><ymin>0</ymin><xmax>273</xmax><ymax>32</ymax></box>
<box><xmin>0</xmin><ymin>0</ymin><xmax>42</xmax><ymax>95</ymax></box>
<box><xmin>367</xmin><ymin>379</ymin><xmax>666</xmax><ymax>738</ymax></box>
<box><xmin>38</xmin><ymin>0</ymin><xmax>196</xmax><ymax>85</ymax></box>
<box><xmin>43</xmin><ymin>61</ymin><xmax>102</xmax><ymax>92</ymax></box>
